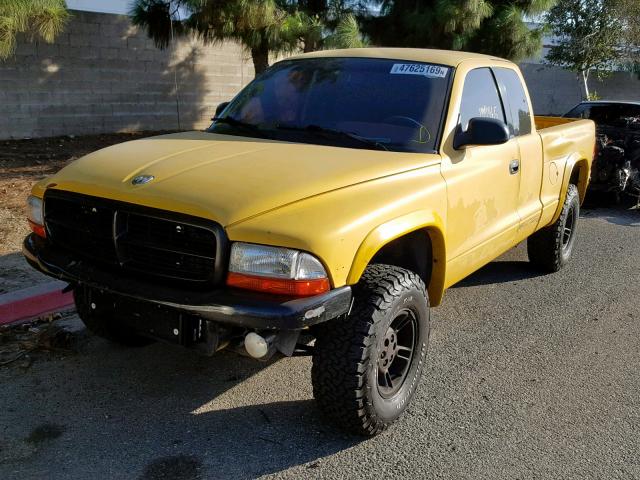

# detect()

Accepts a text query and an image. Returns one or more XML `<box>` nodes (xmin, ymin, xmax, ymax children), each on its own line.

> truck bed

<box><xmin>534</xmin><ymin>115</ymin><xmax>581</xmax><ymax>130</ymax></box>
<box><xmin>534</xmin><ymin>116</ymin><xmax>595</xmax><ymax>228</ymax></box>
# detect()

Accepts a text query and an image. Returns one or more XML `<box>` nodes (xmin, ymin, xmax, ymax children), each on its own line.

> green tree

<box><xmin>294</xmin><ymin>1</ymin><xmax>371</xmax><ymax>51</ymax></box>
<box><xmin>324</xmin><ymin>13</ymin><xmax>367</xmax><ymax>48</ymax></box>
<box><xmin>366</xmin><ymin>0</ymin><xmax>555</xmax><ymax>61</ymax></box>
<box><xmin>130</xmin><ymin>0</ymin><xmax>367</xmax><ymax>74</ymax></box>
<box><xmin>611</xmin><ymin>0</ymin><xmax>640</xmax><ymax>76</ymax></box>
<box><xmin>545</xmin><ymin>0</ymin><xmax>623</xmax><ymax>99</ymax></box>
<box><xmin>0</xmin><ymin>0</ymin><xmax>69</xmax><ymax>59</ymax></box>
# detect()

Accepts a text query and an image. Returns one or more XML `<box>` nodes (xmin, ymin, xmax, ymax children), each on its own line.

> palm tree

<box><xmin>130</xmin><ymin>0</ymin><xmax>367</xmax><ymax>74</ymax></box>
<box><xmin>0</xmin><ymin>0</ymin><xmax>70</xmax><ymax>60</ymax></box>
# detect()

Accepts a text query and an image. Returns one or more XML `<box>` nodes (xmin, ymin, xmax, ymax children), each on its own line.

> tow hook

<box><xmin>243</xmin><ymin>332</ymin><xmax>275</xmax><ymax>359</ymax></box>
<box><xmin>241</xmin><ymin>329</ymin><xmax>305</xmax><ymax>359</ymax></box>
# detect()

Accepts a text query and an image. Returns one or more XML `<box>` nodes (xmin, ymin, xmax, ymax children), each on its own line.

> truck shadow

<box><xmin>452</xmin><ymin>260</ymin><xmax>545</xmax><ymax>287</ymax></box>
<box><xmin>0</xmin><ymin>333</ymin><xmax>361</xmax><ymax>479</ymax></box>
<box><xmin>0</xmin><ymin>251</ymin><xmax>51</xmax><ymax>293</ymax></box>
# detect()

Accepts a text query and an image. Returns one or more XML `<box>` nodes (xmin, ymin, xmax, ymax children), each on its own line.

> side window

<box><xmin>493</xmin><ymin>68</ymin><xmax>532</xmax><ymax>136</ymax></box>
<box><xmin>459</xmin><ymin>68</ymin><xmax>505</xmax><ymax>131</ymax></box>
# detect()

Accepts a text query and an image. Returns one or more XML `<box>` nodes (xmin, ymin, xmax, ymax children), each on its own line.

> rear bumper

<box><xmin>22</xmin><ymin>234</ymin><xmax>352</xmax><ymax>331</ymax></box>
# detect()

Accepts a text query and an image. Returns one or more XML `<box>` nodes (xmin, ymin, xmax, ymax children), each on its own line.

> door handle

<box><xmin>509</xmin><ymin>159</ymin><xmax>520</xmax><ymax>175</ymax></box>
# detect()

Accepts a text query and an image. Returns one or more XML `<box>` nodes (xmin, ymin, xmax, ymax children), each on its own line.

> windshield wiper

<box><xmin>275</xmin><ymin>124</ymin><xmax>389</xmax><ymax>151</ymax></box>
<box><xmin>213</xmin><ymin>117</ymin><xmax>260</xmax><ymax>130</ymax></box>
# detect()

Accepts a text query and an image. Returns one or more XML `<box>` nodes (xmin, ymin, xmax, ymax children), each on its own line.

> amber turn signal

<box><xmin>28</xmin><ymin>219</ymin><xmax>46</xmax><ymax>238</ymax></box>
<box><xmin>227</xmin><ymin>272</ymin><xmax>330</xmax><ymax>297</ymax></box>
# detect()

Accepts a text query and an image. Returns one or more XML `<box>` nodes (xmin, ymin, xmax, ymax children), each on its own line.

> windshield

<box><xmin>208</xmin><ymin>57</ymin><xmax>453</xmax><ymax>153</ymax></box>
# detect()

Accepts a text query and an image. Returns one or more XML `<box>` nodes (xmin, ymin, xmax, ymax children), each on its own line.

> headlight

<box><xmin>27</xmin><ymin>196</ymin><xmax>44</xmax><ymax>225</ymax></box>
<box><xmin>27</xmin><ymin>195</ymin><xmax>46</xmax><ymax>238</ymax></box>
<box><xmin>227</xmin><ymin>242</ymin><xmax>329</xmax><ymax>296</ymax></box>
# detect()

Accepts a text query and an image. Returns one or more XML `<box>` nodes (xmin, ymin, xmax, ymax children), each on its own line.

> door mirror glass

<box><xmin>453</xmin><ymin>117</ymin><xmax>510</xmax><ymax>149</ymax></box>
<box><xmin>212</xmin><ymin>101</ymin><xmax>230</xmax><ymax>120</ymax></box>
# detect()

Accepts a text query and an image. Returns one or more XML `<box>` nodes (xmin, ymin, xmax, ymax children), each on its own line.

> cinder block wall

<box><xmin>1</xmin><ymin>10</ymin><xmax>639</xmax><ymax>139</ymax></box>
<box><xmin>521</xmin><ymin>63</ymin><xmax>640</xmax><ymax>115</ymax></box>
<box><xmin>0</xmin><ymin>10</ymin><xmax>254</xmax><ymax>139</ymax></box>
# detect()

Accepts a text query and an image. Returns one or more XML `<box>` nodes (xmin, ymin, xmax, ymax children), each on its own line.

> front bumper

<box><xmin>23</xmin><ymin>234</ymin><xmax>352</xmax><ymax>331</ymax></box>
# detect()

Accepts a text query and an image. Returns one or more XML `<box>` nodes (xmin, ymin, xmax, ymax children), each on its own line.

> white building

<box><xmin>66</xmin><ymin>0</ymin><xmax>131</xmax><ymax>15</ymax></box>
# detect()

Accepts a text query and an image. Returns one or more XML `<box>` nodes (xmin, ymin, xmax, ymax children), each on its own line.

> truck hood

<box><xmin>42</xmin><ymin>131</ymin><xmax>441</xmax><ymax>226</ymax></box>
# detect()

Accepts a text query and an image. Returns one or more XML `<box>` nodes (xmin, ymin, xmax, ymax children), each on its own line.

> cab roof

<box><xmin>286</xmin><ymin>48</ymin><xmax>510</xmax><ymax>67</ymax></box>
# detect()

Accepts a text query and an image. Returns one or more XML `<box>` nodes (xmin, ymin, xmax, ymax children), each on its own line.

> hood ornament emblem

<box><xmin>131</xmin><ymin>174</ymin><xmax>155</xmax><ymax>185</ymax></box>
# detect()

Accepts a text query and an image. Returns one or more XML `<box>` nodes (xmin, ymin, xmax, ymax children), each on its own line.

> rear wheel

<box><xmin>528</xmin><ymin>183</ymin><xmax>580</xmax><ymax>272</ymax></box>
<box><xmin>74</xmin><ymin>286</ymin><xmax>154</xmax><ymax>347</ymax></box>
<box><xmin>311</xmin><ymin>264</ymin><xmax>430</xmax><ymax>436</ymax></box>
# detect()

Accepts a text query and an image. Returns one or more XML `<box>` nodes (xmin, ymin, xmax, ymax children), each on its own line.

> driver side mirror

<box><xmin>212</xmin><ymin>101</ymin><xmax>230</xmax><ymax>120</ymax></box>
<box><xmin>453</xmin><ymin>117</ymin><xmax>510</xmax><ymax>150</ymax></box>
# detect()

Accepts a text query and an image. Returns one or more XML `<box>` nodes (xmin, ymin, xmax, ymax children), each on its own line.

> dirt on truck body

<box><xmin>22</xmin><ymin>48</ymin><xmax>595</xmax><ymax>436</ymax></box>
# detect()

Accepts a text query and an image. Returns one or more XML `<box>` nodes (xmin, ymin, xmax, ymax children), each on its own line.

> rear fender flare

<box><xmin>551</xmin><ymin>154</ymin><xmax>590</xmax><ymax>224</ymax></box>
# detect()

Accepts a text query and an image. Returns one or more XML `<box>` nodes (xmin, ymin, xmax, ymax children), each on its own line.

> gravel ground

<box><xmin>0</xmin><ymin>132</ymin><xmax>176</xmax><ymax>256</ymax></box>
<box><xmin>0</xmin><ymin>131</ymin><xmax>178</xmax><ymax>291</ymax></box>
<box><xmin>0</xmin><ymin>207</ymin><xmax>638</xmax><ymax>480</ymax></box>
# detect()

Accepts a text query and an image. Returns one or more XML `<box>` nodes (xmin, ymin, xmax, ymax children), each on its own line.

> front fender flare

<box><xmin>346</xmin><ymin>210</ymin><xmax>447</xmax><ymax>306</ymax></box>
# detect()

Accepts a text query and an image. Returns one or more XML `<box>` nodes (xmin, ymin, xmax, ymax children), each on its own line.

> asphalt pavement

<box><xmin>1</xmin><ymin>206</ymin><xmax>638</xmax><ymax>480</ymax></box>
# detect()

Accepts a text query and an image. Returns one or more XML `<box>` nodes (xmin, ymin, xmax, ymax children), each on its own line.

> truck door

<box><xmin>492</xmin><ymin>67</ymin><xmax>544</xmax><ymax>240</ymax></box>
<box><xmin>441</xmin><ymin>67</ymin><xmax>521</xmax><ymax>284</ymax></box>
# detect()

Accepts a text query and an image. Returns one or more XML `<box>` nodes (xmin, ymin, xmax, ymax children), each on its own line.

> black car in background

<box><xmin>564</xmin><ymin>101</ymin><xmax>640</xmax><ymax>202</ymax></box>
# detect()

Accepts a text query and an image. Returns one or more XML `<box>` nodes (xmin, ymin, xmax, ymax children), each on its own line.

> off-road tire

<box><xmin>74</xmin><ymin>286</ymin><xmax>154</xmax><ymax>347</ymax></box>
<box><xmin>528</xmin><ymin>183</ymin><xmax>580</xmax><ymax>272</ymax></box>
<box><xmin>311</xmin><ymin>264</ymin><xmax>430</xmax><ymax>436</ymax></box>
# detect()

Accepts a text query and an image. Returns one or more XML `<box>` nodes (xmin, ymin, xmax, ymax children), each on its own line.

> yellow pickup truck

<box><xmin>23</xmin><ymin>48</ymin><xmax>595</xmax><ymax>435</ymax></box>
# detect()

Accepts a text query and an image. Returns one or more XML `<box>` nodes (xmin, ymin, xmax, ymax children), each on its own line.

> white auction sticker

<box><xmin>390</xmin><ymin>63</ymin><xmax>448</xmax><ymax>78</ymax></box>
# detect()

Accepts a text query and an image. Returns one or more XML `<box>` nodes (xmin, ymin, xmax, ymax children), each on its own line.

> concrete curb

<box><xmin>0</xmin><ymin>281</ymin><xmax>74</xmax><ymax>326</ymax></box>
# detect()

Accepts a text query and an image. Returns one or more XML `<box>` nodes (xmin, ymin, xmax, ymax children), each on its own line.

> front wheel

<box><xmin>527</xmin><ymin>183</ymin><xmax>580</xmax><ymax>272</ymax></box>
<box><xmin>311</xmin><ymin>264</ymin><xmax>430</xmax><ymax>436</ymax></box>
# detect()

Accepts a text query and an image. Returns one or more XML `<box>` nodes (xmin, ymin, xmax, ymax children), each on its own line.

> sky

<box><xmin>66</xmin><ymin>0</ymin><xmax>131</xmax><ymax>15</ymax></box>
